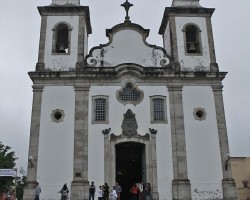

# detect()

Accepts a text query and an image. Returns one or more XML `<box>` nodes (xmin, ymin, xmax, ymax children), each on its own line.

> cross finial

<box><xmin>121</xmin><ymin>0</ymin><xmax>133</xmax><ymax>23</ymax></box>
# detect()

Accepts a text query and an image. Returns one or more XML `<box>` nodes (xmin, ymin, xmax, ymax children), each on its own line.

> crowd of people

<box><xmin>90</xmin><ymin>181</ymin><xmax>152</xmax><ymax>200</ymax></box>
<box><xmin>33</xmin><ymin>181</ymin><xmax>152</xmax><ymax>200</ymax></box>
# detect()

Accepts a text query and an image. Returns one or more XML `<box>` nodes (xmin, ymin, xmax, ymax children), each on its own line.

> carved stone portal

<box><xmin>121</xmin><ymin>109</ymin><xmax>138</xmax><ymax>137</ymax></box>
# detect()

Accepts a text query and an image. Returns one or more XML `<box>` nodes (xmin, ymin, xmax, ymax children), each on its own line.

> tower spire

<box><xmin>171</xmin><ymin>0</ymin><xmax>201</xmax><ymax>8</ymax></box>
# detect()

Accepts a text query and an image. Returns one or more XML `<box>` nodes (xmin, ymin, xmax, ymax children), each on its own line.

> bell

<box><xmin>188</xmin><ymin>43</ymin><xmax>197</xmax><ymax>53</ymax></box>
<box><xmin>58</xmin><ymin>43</ymin><xmax>66</xmax><ymax>53</ymax></box>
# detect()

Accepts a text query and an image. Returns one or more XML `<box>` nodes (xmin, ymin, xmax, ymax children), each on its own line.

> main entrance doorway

<box><xmin>116</xmin><ymin>142</ymin><xmax>145</xmax><ymax>200</ymax></box>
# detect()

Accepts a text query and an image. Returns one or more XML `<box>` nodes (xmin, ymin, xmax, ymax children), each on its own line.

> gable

<box><xmin>86</xmin><ymin>23</ymin><xmax>170</xmax><ymax>67</ymax></box>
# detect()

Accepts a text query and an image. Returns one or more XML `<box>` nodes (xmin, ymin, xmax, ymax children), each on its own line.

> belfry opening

<box><xmin>116</xmin><ymin>142</ymin><xmax>146</xmax><ymax>200</ymax></box>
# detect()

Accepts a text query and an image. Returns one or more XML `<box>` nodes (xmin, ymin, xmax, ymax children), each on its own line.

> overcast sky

<box><xmin>0</xmin><ymin>0</ymin><xmax>249</xmax><ymax>172</ymax></box>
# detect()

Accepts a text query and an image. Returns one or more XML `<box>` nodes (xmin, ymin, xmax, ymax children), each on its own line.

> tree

<box><xmin>16</xmin><ymin>168</ymin><xmax>27</xmax><ymax>200</ymax></box>
<box><xmin>0</xmin><ymin>142</ymin><xmax>16</xmax><ymax>194</ymax></box>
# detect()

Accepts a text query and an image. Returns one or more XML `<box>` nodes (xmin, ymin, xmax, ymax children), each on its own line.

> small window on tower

<box><xmin>52</xmin><ymin>23</ymin><xmax>72</xmax><ymax>54</ymax></box>
<box><xmin>184</xmin><ymin>24</ymin><xmax>202</xmax><ymax>55</ymax></box>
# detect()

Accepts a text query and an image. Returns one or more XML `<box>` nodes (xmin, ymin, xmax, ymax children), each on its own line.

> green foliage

<box><xmin>0</xmin><ymin>142</ymin><xmax>16</xmax><ymax>194</ymax></box>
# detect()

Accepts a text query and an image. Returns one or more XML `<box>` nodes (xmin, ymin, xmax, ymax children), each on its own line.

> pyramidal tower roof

<box><xmin>51</xmin><ymin>0</ymin><xmax>80</xmax><ymax>6</ymax></box>
<box><xmin>171</xmin><ymin>0</ymin><xmax>201</xmax><ymax>8</ymax></box>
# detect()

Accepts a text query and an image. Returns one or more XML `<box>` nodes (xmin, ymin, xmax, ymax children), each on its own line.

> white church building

<box><xmin>24</xmin><ymin>0</ymin><xmax>237</xmax><ymax>199</ymax></box>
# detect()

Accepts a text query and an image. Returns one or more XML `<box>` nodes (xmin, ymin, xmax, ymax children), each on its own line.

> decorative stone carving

<box><xmin>193</xmin><ymin>107</ymin><xmax>207</xmax><ymax>121</ymax></box>
<box><xmin>85</xmin><ymin>23</ymin><xmax>171</xmax><ymax>68</ymax></box>
<box><xmin>102</xmin><ymin>128</ymin><xmax>111</xmax><ymax>135</ymax></box>
<box><xmin>121</xmin><ymin>109</ymin><xmax>138</xmax><ymax>137</ymax></box>
<box><xmin>116</xmin><ymin>82</ymin><xmax>144</xmax><ymax>106</ymax></box>
<box><xmin>149</xmin><ymin>128</ymin><xmax>157</xmax><ymax>135</ymax></box>
<box><xmin>51</xmin><ymin>109</ymin><xmax>65</xmax><ymax>123</ymax></box>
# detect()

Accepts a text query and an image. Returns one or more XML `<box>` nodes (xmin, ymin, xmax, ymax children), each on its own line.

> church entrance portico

<box><xmin>103</xmin><ymin>128</ymin><xmax>159</xmax><ymax>200</ymax></box>
<box><xmin>116</xmin><ymin>142</ymin><xmax>146</xmax><ymax>200</ymax></box>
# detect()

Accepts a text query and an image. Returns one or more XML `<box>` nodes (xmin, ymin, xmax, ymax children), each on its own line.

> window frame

<box><xmin>150</xmin><ymin>95</ymin><xmax>168</xmax><ymax>124</ymax></box>
<box><xmin>183</xmin><ymin>23</ymin><xmax>203</xmax><ymax>56</ymax></box>
<box><xmin>92</xmin><ymin>95</ymin><xmax>109</xmax><ymax>124</ymax></box>
<box><xmin>52</xmin><ymin>22</ymin><xmax>72</xmax><ymax>55</ymax></box>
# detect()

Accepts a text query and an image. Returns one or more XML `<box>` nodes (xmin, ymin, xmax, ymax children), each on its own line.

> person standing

<box><xmin>144</xmin><ymin>183</ymin><xmax>152</xmax><ymax>200</ymax></box>
<box><xmin>115</xmin><ymin>182</ymin><xmax>122</xmax><ymax>200</ymax></box>
<box><xmin>103</xmin><ymin>183</ymin><xmax>109</xmax><ymax>200</ymax></box>
<box><xmin>89</xmin><ymin>181</ymin><xmax>96</xmax><ymax>200</ymax></box>
<box><xmin>98</xmin><ymin>186</ymin><xmax>103</xmax><ymax>200</ymax></box>
<box><xmin>59</xmin><ymin>183</ymin><xmax>69</xmax><ymax>200</ymax></box>
<box><xmin>110</xmin><ymin>186</ymin><xmax>118</xmax><ymax>200</ymax></box>
<box><xmin>34</xmin><ymin>181</ymin><xmax>41</xmax><ymax>200</ymax></box>
<box><xmin>130</xmin><ymin>183</ymin><xmax>139</xmax><ymax>200</ymax></box>
<box><xmin>137</xmin><ymin>182</ymin><xmax>144</xmax><ymax>200</ymax></box>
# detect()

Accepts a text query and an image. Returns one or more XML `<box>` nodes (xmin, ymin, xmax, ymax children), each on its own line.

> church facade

<box><xmin>24</xmin><ymin>0</ymin><xmax>237</xmax><ymax>199</ymax></box>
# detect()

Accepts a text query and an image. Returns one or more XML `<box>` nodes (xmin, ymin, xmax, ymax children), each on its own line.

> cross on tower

<box><xmin>121</xmin><ymin>0</ymin><xmax>133</xmax><ymax>23</ymax></box>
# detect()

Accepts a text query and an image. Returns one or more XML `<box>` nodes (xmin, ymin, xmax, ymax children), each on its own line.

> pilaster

<box><xmin>36</xmin><ymin>16</ymin><xmax>47</xmax><ymax>71</ymax></box>
<box><xmin>169</xmin><ymin>17</ymin><xmax>179</xmax><ymax>62</ymax></box>
<box><xmin>212</xmin><ymin>85</ymin><xmax>237</xmax><ymax>200</ymax></box>
<box><xmin>23</xmin><ymin>85</ymin><xmax>44</xmax><ymax>200</ymax></box>
<box><xmin>71</xmin><ymin>85</ymin><xmax>90</xmax><ymax>200</ymax></box>
<box><xmin>150</xmin><ymin>132</ymin><xmax>159</xmax><ymax>200</ymax></box>
<box><xmin>76</xmin><ymin>15</ymin><xmax>86</xmax><ymax>70</ymax></box>
<box><xmin>168</xmin><ymin>85</ymin><xmax>191</xmax><ymax>200</ymax></box>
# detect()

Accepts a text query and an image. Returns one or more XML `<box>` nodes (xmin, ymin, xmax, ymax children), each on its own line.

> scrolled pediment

<box><xmin>85</xmin><ymin>23</ymin><xmax>170</xmax><ymax>68</ymax></box>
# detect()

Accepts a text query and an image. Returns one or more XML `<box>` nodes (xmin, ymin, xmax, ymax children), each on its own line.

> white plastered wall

<box><xmin>183</xmin><ymin>86</ymin><xmax>223</xmax><ymax>199</ymax></box>
<box><xmin>44</xmin><ymin>16</ymin><xmax>79</xmax><ymax>70</ymax></box>
<box><xmin>175</xmin><ymin>17</ymin><xmax>211</xmax><ymax>71</ymax></box>
<box><xmin>88</xmin><ymin>85</ymin><xmax>173</xmax><ymax>200</ymax></box>
<box><xmin>37</xmin><ymin>86</ymin><xmax>75</xmax><ymax>200</ymax></box>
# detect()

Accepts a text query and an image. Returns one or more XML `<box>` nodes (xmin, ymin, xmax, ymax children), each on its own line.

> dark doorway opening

<box><xmin>116</xmin><ymin>142</ymin><xmax>145</xmax><ymax>200</ymax></box>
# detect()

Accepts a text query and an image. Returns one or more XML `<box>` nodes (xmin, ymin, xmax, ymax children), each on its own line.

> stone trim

<box><xmin>104</xmin><ymin>131</ymin><xmax>159</xmax><ymax>200</ymax></box>
<box><xmin>36</xmin><ymin>16</ymin><xmax>47</xmax><ymax>71</ymax></box>
<box><xmin>206</xmin><ymin>17</ymin><xmax>217</xmax><ymax>67</ymax></box>
<box><xmin>38</xmin><ymin>6</ymin><xmax>92</xmax><ymax>34</ymax></box>
<box><xmin>76</xmin><ymin>15</ymin><xmax>86</xmax><ymax>70</ymax></box>
<box><xmin>168</xmin><ymin>85</ymin><xmax>191</xmax><ymax>199</ymax></box>
<box><xmin>23</xmin><ymin>85</ymin><xmax>44</xmax><ymax>200</ymax></box>
<box><xmin>159</xmin><ymin>7</ymin><xmax>215</xmax><ymax>35</ymax></box>
<box><xmin>70</xmin><ymin>85</ymin><xmax>90</xmax><ymax>200</ymax></box>
<box><xmin>169</xmin><ymin>17</ymin><xmax>179</xmax><ymax>62</ymax></box>
<box><xmin>212</xmin><ymin>85</ymin><xmax>237</xmax><ymax>199</ymax></box>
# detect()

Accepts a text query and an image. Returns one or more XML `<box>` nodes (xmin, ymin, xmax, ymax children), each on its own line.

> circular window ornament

<box><xmin>51</xmin><ymin>109</ymin><xmax>65</xmax><ymax>123</ymax></box>
<box><xmin>193</xmin><ymin>107</ymin><xmax>207</xmax><ymax>121</ymax></box>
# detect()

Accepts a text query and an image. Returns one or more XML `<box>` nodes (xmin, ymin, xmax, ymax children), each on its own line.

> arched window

<box><xmin>52</xmin><ymin>23</ymin><xmax>71</xmax><ymax>54</ymax></box>
<box><xmin>184</xmin><ymin>24</ymin><xmax>202</xmax><ymax>54</ymax></box>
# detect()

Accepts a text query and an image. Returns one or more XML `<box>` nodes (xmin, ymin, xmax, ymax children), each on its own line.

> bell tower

<box><xmin>23</xmin><ymin>1</ymin><xmax>92</xmax><ymax>200</ymax></box>
<box><xmin>36</xmin><ymin>0</ymin><xmax>91</xmax><ymax>71</ymax></box>
<box><xmin>159</xmin><ymin>0</ymin><xmax>218</xmax><ymax>72</ymax></box>
<box><xmin>159</xmin><ymin>0</ymin><xmax>237</xmax><ymax>199</ymax></box>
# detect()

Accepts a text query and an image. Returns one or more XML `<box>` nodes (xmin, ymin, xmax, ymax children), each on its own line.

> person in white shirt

<box><xmin>98</xmin><ymin>186</ymin><xmax>103</xmax><ymax>200</ymax></box>
<box><xmin>110</xmin><ymin>186</ymin><xmax>117</xmax><ymax>200</ymax></box>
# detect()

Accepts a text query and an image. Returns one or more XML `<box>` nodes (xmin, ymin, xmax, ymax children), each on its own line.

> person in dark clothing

<box><xmin>103</xmin><ymin>183</ymin><xmax>109</xmax><ymax>200</ymax></box>
<box><xmin>89</xmin><ymin>181</ymin><xmax>96</xmax><ymax>200</ymax></box>
<box><xmin>59</xmin><ymin>183</ymin><xmax>69</xmax><ymax>200</ymax></box>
